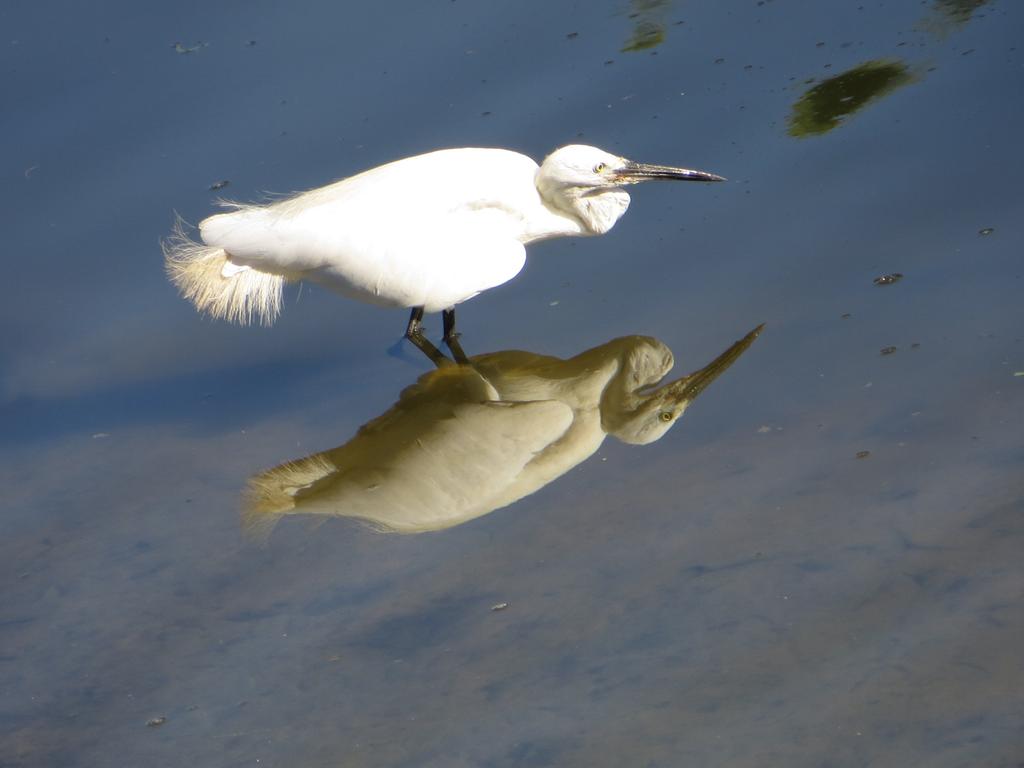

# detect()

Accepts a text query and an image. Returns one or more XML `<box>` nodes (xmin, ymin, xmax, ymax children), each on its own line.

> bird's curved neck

<box><xmin>599</xmin><ymin>370</ymin><xmax>645</xmax><ymax>431</ymax></box>
<box><xmin>520</xmin><ymin>195</ymin><xmax>588</xmax><ymax>243</ymax></box>
<box><xmin>588</xmin><ymin>341</ymin><xmax>669</xmax><ymax>435</ymax></box>
<box><xmin>534</xmin><ymin>175</ymin><xmax>630</xmax><ymax>238</ymax></box>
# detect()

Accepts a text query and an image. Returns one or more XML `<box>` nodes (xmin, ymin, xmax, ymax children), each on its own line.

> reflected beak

<box><xmin>613</xmin><ymin>160</ymin><xmax>726</xmax><ymax>184</ymax></box>
<box><xmin>669</xmin><ymin>323</ymin><xmax>764</xmax><ymax>404</ymax></box>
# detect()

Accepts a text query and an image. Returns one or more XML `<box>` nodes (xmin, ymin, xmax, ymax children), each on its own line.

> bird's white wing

<box><xmin>202</xmin><ymin>148</ymin><xmax>539</xmax><ymax>261</ymax></box>
<box><xmin>371</xmin><ymin>211</ymin><xmax>528</xmax><ymax>311</ymax></box>
<box><xmin>200</xmin><ymin>148</ymin><xmax>540</xmax><ymax>309</ymax></box>
<box><xmin>228</xmin><ymin>203</ymin><xmax>527</xmax><ymax>310</ymax></box>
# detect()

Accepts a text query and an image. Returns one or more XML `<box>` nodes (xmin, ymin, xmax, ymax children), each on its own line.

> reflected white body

<box><xmin>245</xmin><ymin>327</ymin><xmax>760</xmax><ymax>536</ymax></box>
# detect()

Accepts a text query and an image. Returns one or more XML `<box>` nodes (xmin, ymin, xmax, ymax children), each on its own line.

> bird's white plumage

<box><xmin>164</xmin><ymin>144</ymin><xmax>723</xmax><ymax>326</ymax></box>
<box><xmin>199</xmin><ymin>149</ymin><xmax>575</xmax><ymax>312</ymax></box>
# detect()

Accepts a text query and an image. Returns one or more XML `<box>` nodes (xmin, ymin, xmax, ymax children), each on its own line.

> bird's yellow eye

<box><xmin>593</xmin><ymin>163</ymin><xmax>607</xmax><ymax>173</ymax></box>
<box><xmin>659</xmin><ymin>411</ymin><xmax>673</xmax><ymax>423</ymax></box>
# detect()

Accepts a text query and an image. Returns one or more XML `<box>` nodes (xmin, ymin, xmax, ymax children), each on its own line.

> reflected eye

<box><xmin>659</xmin><ymin>411</ymin><xmax>673</xmax><ymax>423</ymax></box>
<box><xmin>593</xmin><ymin>162</ymin><xmax>608</xmax><ymax>173</ymax></box>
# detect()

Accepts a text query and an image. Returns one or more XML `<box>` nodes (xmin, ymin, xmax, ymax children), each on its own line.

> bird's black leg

<box><xmin>442</xmin><ymin>308</ymin><xmax>469</xmax><ymax>365</ymax></box>
<box><xmin>404</xmin><ymin>306</ymin><xmax>451</xmax><ymax>368</ymax></box>
<box><xmin>405</xmin><ymin>306</ymin><xmax>425</xmax><ymax>338</ymax></box>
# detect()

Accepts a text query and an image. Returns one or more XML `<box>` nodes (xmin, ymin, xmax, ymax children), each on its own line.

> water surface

<box><xmin>2</xmin><ymin>1</ymin><xmax>1022</xmax><ymax>766</ymax></box>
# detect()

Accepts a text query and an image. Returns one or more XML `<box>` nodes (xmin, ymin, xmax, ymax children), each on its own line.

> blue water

<box><xmin>3</xmin><ymin>1</ymin><xmax>1022</xmax><ymax>765</ymax></box>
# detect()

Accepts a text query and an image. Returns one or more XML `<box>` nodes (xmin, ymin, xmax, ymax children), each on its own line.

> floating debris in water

<box><xmin>172</xmin><ymin>41</ymin><xmax>208</xmax><ymax>54</ymax></box>
<box><xmin>978</xmin><ymin>227</ymin><xmax>994</xmax><ymax>236</ymax></box>
<box><xmin>873</xmin><ymin>272</ymin><xmax>903</xmax><ymax>286</ymax></box>
<box><xmin>1014</xmin><ymin>371</ymin><xmax>1024</xmax><ymax>377</ymax></box>
<box><xmin>841</xmin><ymin>312</ymin><xmax>852</xmax><ymax>319</ymax></box>
<box><xmin>880</xmin><ymin>346</ymin><xmax>898</xmax><ymax>356</ymax></box>
<box><xmin>146</xmin><ymin>716</ymin><xmax>167</xmax><ymax>728</ymax></box>
<box><xmin>856</xmin><ymin>450</ymin><xmax>871</xmax><ymax>459</ymax></box>
<box><xmin>209</xmin><ymin>180</ymin><xmax>230</xmax><ymax>191</ymax></box>
<box><xmin>490</xmin><ymin>602</ymin><xmax>509</xmax><ymax>612</ymax></box>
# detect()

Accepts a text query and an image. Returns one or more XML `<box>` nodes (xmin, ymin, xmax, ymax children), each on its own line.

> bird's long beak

<box><xmin>664</xmin><ymin>324</ymin><xmax>764</xmax><ymax>404</ymax></box>
<box><xmin>614</xmin><ymin>160</ymin><xmax>726</xmax><ymax>184</ymax></box>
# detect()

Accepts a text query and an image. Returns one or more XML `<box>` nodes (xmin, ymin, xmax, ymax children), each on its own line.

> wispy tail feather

<box><xmin>163</xmin><ymin>216</ymin><xmax>284</xmax><ymax>326</ymax></box>
<box><xmin>241</xmin><ymin>454</ymin><xmax>337</xmax><ymax>543</ymax></box>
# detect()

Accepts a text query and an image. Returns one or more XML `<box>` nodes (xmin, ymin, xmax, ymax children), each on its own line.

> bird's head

<box><xmin>536</xmin><ymin>144</ymin><xmax>725</xmax><ymax>235</ymax></box>
<box><xmin>604</xmin><ymin>325</ymin><xmax>763</xmax><ymax>445</ymax></box>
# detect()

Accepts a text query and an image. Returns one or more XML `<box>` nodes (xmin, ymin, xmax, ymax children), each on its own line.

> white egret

<box><xmin>244</xmin><ymin>324</ymin><xmax>761</xmax><ymax>537</ymax></box>
<box><xmin>164</xmin><ymin>145</ymin><xmax>724</xmax><ymax>357</ymax></box>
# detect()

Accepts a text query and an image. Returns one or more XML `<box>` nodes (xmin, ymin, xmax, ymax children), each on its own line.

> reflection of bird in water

<box><xmin>164</xmin><ymin>145</ymin><xmax>723</xmax><ymax>360</ymax></box>
<box><xmin>244</xmin><ymin>325</ymin><xmax>762</xmax><ymax>538</ymax></box>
